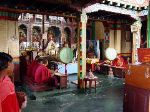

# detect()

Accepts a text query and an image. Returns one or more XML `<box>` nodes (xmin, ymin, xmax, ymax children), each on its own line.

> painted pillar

<box><xmin>131</xmin><ymin>20</ymin><xmax>142</xmax><ymax>63</ymax></box>
<box><xmin>77</xmin><ymin>10</ymin><xmax>87</xmax><ymax>88</ymax></box>
<box><xmin>147</xmin><ymin>1</ymin><xmax>150</xmax><ymax>48</ymax></box>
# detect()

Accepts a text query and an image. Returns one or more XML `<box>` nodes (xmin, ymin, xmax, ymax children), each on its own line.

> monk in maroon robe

<box><xmin>112</xmin><ymin>54</ymin><xmax>127</xmax><ymax>68</ymax></box>
<box><xmin>34</xmin><ymin>58</ymin><xmax>58</xmax><ymax>87</ymax></box>
<box><xmin>0</xmin><ymin>52</ymin><xmax>26</xmax><ymax>112</ymax></box>
<box><xmin>27</xmin><ymin>55</ymin><xmax>41</xmax><ymax>79</ymax></box>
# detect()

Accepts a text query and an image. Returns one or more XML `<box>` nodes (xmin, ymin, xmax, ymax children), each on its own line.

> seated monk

<box><xmin>111</xmin><ymin>54</ymin><xmax>127</xmax><ymax>68</ymax></box>
<box><xmin>34</xmin><ymin>58</ymin><xmax>58</xmax><ymax>87</ymax></box>
<box><xmin>27</xmin><ymin>55</ymin><xmax>42</xmax><ymax>79</ymax></box>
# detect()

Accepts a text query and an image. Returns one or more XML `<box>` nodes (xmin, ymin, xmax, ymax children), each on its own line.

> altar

<box><xmin>86</xmin><ymin>58</ymin><xmax>99</xmax><ymax>71</ymax></box>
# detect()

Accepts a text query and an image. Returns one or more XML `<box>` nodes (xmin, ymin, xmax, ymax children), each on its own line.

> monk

<box><xmin>27</xmin><ymin>55</ymin><xmax>41</xmax><ymax>79</ymax></box>
<box><xmin>112</xmin><ymin>54</ymin><xmax>127</xmax><ymax>68</ymax></box>
<box><xmin>34</xmin><ymin>58</ymin><xmax>58</xmax><ymax>87</ymax></box>
<box><xmin>0</xmin><ymin>52</ymin><xmax>26</xmax><ymax>112</ymax></box>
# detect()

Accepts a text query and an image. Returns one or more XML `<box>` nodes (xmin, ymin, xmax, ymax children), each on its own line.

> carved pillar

<box><xmin>131</xmin><ymin>20</ymin><xmax>142</xmax><ymax>63</ymax></box>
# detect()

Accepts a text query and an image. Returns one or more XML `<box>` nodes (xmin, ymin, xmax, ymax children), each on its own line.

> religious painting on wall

<box><xmin>32</xmin><ymin>26</ymin><xmax>42</xmax><ymax>42</ymax></box>
<box><xmin>18</xmin><ymin>24</ymin><xmax>28</xmax><ymax>50</ymax></box>
<box><xmin>47</xmin><ymin>26</ymin><xmax>61</xmax><ymax>45</ymax></box>
<box><xmin>86</xmin><ymin>40</ymin><xmax>98</xmax><ymax>58</ymax></box>
<box><xmin>32</xmin><ymin>26</ymin><xmax>42</xmax><ymax>49</ymax></box>
<box><xmin>18</xmin><ymin>24</ymin><xmax>27</xmax><ymax>43</ymax></box>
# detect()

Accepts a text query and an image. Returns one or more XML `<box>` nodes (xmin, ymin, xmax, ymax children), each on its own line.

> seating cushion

<box><xmin>24</xmin><ymin>76</ymin><xmax>52</xmax><ymax>92</ymax></box>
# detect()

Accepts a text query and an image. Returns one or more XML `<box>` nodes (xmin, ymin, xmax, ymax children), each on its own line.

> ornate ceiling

<box><xmin>0</xmin><ymin>0</ymin><xmax>148</xmax><ymax>23</ymax></box>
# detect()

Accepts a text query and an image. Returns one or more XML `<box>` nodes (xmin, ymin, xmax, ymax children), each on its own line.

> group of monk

<box><xmin>27</xmin><ymin>56</ymin><xmax>58</xmax><ymax>87</ymax></box>
<box><xmin>19</xmin><ymin>51</ymin><xmax>58</xmax><ymax>88</ymax></box>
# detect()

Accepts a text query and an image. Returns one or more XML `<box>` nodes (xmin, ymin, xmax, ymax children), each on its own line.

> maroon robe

<box><xmin>27</xmin><ymin>60</ymin><xmax>40</xmax><ymax>80</ymax></box>
<box><xmin>0</xmin><ymin>76</ymin><xmax>20</xmax><ymax>112</ymax></box>
<box><xmin>34</xmin><ymin>64</ymin><xmax>51</xmax><ymax>83</ymax></box>
<box><xmin>34</xmin><ymin>64</ymin><xmax>58</xmax><ymax>87</ymax></box>
<box><xmin>112</xmin><ymin>56</ymin><xmax>127</xmax><ymax>68</ymax></box>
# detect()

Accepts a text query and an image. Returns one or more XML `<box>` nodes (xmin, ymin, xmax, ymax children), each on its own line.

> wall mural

<box><xmin>19</xmin><ymin>24</ymin><xmax>27</xmax><ymax>43</ymax></box>
<box><xmin>86</xmin><ymin>40</ymin><xmax>98</xmax><ymax>58</ymax></box>
<box><xmin>47</xmin><ymin>26</ymin><xmax>61</xmax><ymax>44</ymax></box>
<box><xmin>32</xmin><ymin>26</ymin><xmax>42</xmax><ymax>42</ymax></box>
<box><xmin>32</xmin><ymin>26</ymin><xmax>42</xmax><ymax>49</ymax></box>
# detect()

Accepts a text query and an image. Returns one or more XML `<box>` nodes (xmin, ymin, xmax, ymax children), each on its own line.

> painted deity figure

<box><xmin>45</xmin><ymin>34</ymin><xmax>58</xmax><ymax>55</ymax></box>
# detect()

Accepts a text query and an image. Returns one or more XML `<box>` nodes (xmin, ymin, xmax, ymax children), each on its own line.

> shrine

<box><xmin>0</xmin><ymin>0</ymin><xmax>150</xmax><ymax>112</ymax></box>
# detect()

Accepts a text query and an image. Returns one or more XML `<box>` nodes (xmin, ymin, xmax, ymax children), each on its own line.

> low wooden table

<box><xmin>99</xmin><ymin>64</ymin><xmax>126</xmax><ymax>78</ymax></box>
<box><xmin>84</xmin><ymin>76</ymin><xmax>98</xmax><ymax>93</ymax></box>
<box><xmin>54</xmin><ymin>72</ymin><xmax>68</xmax><ymax>89</ymax></box>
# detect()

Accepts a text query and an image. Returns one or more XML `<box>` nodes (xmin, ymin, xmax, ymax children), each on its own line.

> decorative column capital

<box><xmin>81</xmin><ymin>10</ymin><xmax>87</xmax><ymax>23</ymax></box>
<box><xmin>131</xmin><ymin>19</ymin><xmax>142</xmax><ymax>32</ymax></box>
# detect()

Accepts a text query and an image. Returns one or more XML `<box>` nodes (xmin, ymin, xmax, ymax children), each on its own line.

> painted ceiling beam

<box><xmin>106</xmin><ymin>0</ymin><xmax>149</xmax><ymax>8</ymax></box>
<box><xmin>84</xmin><ymin>3</ymin><xmax>148</xmax><ymax>19</ymax></box>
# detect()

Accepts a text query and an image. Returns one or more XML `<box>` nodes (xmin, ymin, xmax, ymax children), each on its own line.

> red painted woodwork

<box><xmin>124</xmin><ymin>84</ymin><xmax>149</xmax><ymax>112</ymax></box>
<box><xmin>125</xmin><ymin>64</ymin><xmax>150</xmax><ymax>90</ymax></box>
<box><xmin>124</xmin><ymin>64</ymin><xmax>150</xmax><ymax>112</ymax></box>
<box><xmin>138</xmin><ymin>48</ymin><xmax>150</xmax><ymax>63</ymax></box>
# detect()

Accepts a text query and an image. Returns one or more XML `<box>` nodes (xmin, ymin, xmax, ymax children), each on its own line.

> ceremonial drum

<box><xmin>59</xmin><ymin>47</ymin><xmax>73</xmax><ymax>64</ymax></box>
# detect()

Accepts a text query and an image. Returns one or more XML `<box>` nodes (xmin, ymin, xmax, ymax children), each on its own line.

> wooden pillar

<box><xmin>131</xmin><ymin>20</ymin><xmax>142</xmax><ymax>63</ymax></box>
<box><xmin>77</xmin><ymin>10</ymin><xmax>87</xmax><ymax>89</ymax></box>
<box><xmin>81</xmin><ymin>10</ymin><xmax>87</xmax><ymax>79</ymax></box>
